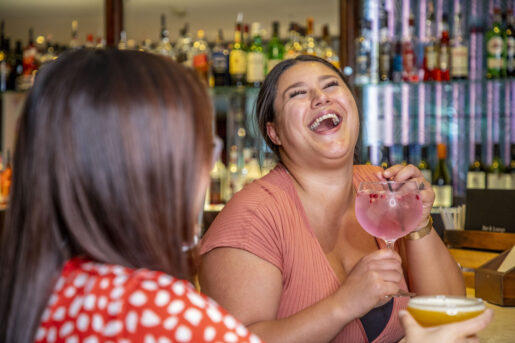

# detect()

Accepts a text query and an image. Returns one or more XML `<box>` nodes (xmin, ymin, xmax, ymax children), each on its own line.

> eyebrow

<box><xmin>281</xmin><ymin>74</ymin><xmax>339</xmax><ymax>99</ymax></box>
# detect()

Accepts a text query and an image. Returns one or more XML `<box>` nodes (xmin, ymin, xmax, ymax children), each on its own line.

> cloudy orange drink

<box><xmin>407</xmin><ymin>296</ymin><xmax>486</xmax><ymax>327</ymax></box>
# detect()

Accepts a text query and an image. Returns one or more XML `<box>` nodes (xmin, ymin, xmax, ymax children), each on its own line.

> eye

<box><xmin>288</xmin><ymin>89</ymin><xmax>306</xmax><ymax>98</ymax></box>
<box><xmin>324</xmin><ymin>80</ymin><xmax>339</xmax><ymax>88</ymax></box>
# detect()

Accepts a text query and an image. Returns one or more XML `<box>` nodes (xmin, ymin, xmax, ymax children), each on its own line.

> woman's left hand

<box><xmin>376</xmin><ymin>164</ymin><xmax>435</xmax><ymax>228</ymax></box>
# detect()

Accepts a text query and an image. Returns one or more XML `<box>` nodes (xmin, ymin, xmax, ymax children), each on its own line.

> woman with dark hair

<box><xmin>199</xmin><ymin>55</ymin><xmax>467</xmax><ymax>342</ymax></box>
<box><xmin>0</xmin><ymin>49</ymin><xmax>262</xmax><ymax>343</ymax></box>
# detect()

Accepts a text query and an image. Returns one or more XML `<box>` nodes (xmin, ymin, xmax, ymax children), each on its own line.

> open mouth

<box><xmin>309</xmin><ymin>113</ymin><xmax>342</xmax><ymax>133</ymax></box>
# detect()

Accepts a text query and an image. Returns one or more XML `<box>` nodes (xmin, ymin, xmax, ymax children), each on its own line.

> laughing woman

<box><xmin>199</xmin><ymin>55</ymin><xmax>465</xmax><ymax>343</ymax></box>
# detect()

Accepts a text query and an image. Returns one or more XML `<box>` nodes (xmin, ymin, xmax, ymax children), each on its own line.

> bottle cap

<box><xmin>437</xmin><ymin>143</ymin><xmax>447</xmax><ymax>159</ymax></box>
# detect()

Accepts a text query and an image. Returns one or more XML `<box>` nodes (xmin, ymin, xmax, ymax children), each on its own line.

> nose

<box><xmin>311</xmin><ymin>88</ymin><xmax>331</xmax><ymax>108</ymax></box>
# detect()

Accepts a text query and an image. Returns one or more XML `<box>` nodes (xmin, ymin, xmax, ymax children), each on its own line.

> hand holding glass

<box><xmin>355</xmin><ymin>180</ymin><xmax>423</xmax><ymax>296</ymax></box>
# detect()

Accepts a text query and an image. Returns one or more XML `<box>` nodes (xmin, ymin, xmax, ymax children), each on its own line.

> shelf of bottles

<box><xmin>354</xmin><ymin>0</ymin><xmax>515</xmax><ymax>206</ymax></box>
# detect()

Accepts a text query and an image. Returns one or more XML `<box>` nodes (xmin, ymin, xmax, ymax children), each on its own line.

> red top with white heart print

<box><xmin>34</xmin><ymin>257</ymin><xmax>263</xmax><ymax>343</ymax></box>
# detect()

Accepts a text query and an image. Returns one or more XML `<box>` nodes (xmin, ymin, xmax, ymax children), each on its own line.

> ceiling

<box><xmin>1</xmin><ymin>0</ymin><xmax>340</xmax><ymax>46</ymax></box>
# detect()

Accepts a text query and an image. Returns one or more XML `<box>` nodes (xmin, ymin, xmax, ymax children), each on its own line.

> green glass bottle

<box><xmin>246</xmin><ymin>22</ymin><xmax>265</xmax><ymax>87</ymax></box>
<box><xmin>432</xmin><ymin>143</ymin><xmax>452</xmax><ymax>208</ymax></box>
<box><xmin>466</xmin><ymin>143</ymin><xmax>486</xmax><ymax>189</ymax></box>
<box><xmin>266</xmin><ymin>21</ymin><xmax>284</xmax><ymax>74</ymax></box>
<box><xmin>487</xmin><ymin>143</ymin><xmax>505</xmax><ymax>189</ymax></box>
<box><xmin>418</xmin><ymin>145</ymin><xmax>432</xmax><ymax>183</ymax></box>
<box><xmin>485</xmin><ymin>8</ymin><xmax>506</xmax><ymax>79</ymax></box>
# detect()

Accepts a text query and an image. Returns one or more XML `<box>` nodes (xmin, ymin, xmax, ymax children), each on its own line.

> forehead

<box><xmin>276</xmin><ymin>61</ymin><xmax>341</xmax><ymax>90</ymax></box>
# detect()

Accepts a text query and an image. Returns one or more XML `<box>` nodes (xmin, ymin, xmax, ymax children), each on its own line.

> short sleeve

<box><xmin>199</xmin><ymin>180</ymin><xmax>293</xmax><ymax>273</ymax></box>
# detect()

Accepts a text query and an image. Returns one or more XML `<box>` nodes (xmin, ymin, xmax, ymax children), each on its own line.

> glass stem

<box><xmin>385</xmin><ymin>240</ymin><xmax>395</xmax><ymax>249</ymax></box>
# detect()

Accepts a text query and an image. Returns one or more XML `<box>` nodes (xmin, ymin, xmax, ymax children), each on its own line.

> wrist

<box><xmin>405</xmin><ymin>216</ymin><xmax>433</xmax><ymax>240</ymax></box>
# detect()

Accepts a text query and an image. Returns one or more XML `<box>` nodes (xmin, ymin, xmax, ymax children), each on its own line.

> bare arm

<box><xmin>380</xmin><ymin>165</ymin><xmax>465</xmax><ymax>296</ymax></box>
<box><xmin>200</xmin><ymin>247</ymin><xmax>405</xmax><ymax>343</ymax></box>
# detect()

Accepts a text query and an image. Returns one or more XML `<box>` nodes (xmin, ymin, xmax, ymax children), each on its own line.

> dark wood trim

<box><xmin>339</xmin><ymin>0</ymin><xmax>360</xmax><ymax>72</ymax></box>
<box><xmin>105</xmin><ymin>0</ymin><xmax>124</xmax><ymax>47</ymax></box>
<box><xmin>444</xmin><ymin>230</ymin><xmax>515</xmax><ymax>252</ymax></box>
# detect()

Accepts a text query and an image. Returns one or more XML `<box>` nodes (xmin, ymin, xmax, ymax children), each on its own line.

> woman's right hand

<box><xmin>337</xmin><ymin>248</ymin><xmax>404</xmax><ymax>319</ymax></box>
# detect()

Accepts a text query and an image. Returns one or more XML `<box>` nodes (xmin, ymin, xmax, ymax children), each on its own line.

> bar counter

<box><xmin>466</xmin><ymin>288</ymin><xmax>515</xmax><ymax>343</ymax></box>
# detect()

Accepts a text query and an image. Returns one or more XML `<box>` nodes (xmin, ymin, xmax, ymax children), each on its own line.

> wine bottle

<box><xmin>246</xmin><ymin>22</ymin><xmax>265</xmax><ymax>87</ymax></box>
<box><xmin>434</xmin><ymin>13</ymin><xmax>450</xmax><ymax>82</ymax></box>
<box><xmin>401</xmin><ymin>145</ymin><xmax>410</xmax><ymax>166</ymax></box>
<box><xmin>432</xmin><ymin>143</ymin><xmax>452</xmax><ymax>208</ymax></box>
<box><xmin>418</xmin><ymin>145</ymin><xmax>432</xmax><ymax>183</ymax></box>
<box><xmin>505</xmin><ymin>143</ymin><xmax>515</xmax><ymax>190</ymax></box>
<box><xmin>365</xmin><ymin>145</ymin><xmax>372</xmax><ymax>165</ymax></box>
<box><xmin>485</xmin><ymin>8</ymin><xmax>506</xmax><ymax>79</ymax></box>
<box><xmin>266</xmin><ymin>21</ymin><xmax>284</xmax><ymax>74</ymax></box>
<box><xmin>466</xmin><ymin>143</ymin><xmax>486</xmax><ymax>189</ymax></box>
<box><xmin>192</xmin><ymin>29</ymin><xmax>210</xmax><ymax>85</ymax></box>
<box><xmin>229</xmin><ymin>20</ymin><xmax>247</xmax><ymax>86</ymax></box>
<box><xmin>380</xmin><ymin>145</ymin><xmax>391</xmax><ymax>169</ymax></box>
<box><xmin>155</xmin><ymin>14</ymin><xmax>174</xmax><ymax>58</ymax></box>
<box><xmin>208</xmin><ymin>157</ymin><xmax>227</xmax><ymax>206</ymax></box>
<box><xmin>211</xmin><ymin>29</ymin><xmax>230</xmax><ymax>87</ymax></box>
<box><xmin>487</xmin><ymin>143</ymin><xmax>505</xmax><ymax>189</ymax></box>
<box><xmin>451</xmin><ymin>9</ymin><xmax>468</xmax><ymax>80</ymax></box>
<box><xmin>378</xmin><ymin>15</ymin><xmax>392</xmax><ymax>82</ymax></box>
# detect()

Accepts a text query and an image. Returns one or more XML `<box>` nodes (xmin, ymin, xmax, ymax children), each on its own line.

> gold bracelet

<box><xmin>405</xmin><ymin>216</ymin><xmax>433</xmax><ymax>240</ymax></box>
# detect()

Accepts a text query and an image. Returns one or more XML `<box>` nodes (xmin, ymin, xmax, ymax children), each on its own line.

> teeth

<box><xmin>310</xmin><ymin>113</ymin><xmax>340</xmax><ymax>131</ymax></box>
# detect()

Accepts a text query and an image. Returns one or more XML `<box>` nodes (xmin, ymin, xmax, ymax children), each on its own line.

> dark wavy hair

<box><xmin>0</xmin><ymin>48</ymin><xmax>213</xmax><ymax>342</ymax></box>
<box><xmin>255</xmin><ymin>55</ymin><xmax>360</xmax><ymax>161</ymax></box>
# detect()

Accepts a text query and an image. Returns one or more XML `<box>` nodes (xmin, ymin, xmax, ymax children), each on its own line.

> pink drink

<box><xmin>355</xmin><ymin>191</ymin><xmax>423</xmax><ymax>241</ymax></box>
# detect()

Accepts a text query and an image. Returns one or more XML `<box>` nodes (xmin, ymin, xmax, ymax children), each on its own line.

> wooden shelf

<box><xmin>444</xmin><ymin>230</ymin><xmax>515</xmax><ymax>252</ymax></box>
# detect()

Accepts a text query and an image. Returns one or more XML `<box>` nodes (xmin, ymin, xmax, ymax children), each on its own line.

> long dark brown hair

<box><xmin>0</xmin><ymin>49</ymin><xmax>213</xmax><ymax>342</ymax></box>
<box><xmin>255</xmin><ymin>55</ymin><xmax>360</xmax><ymax>162</ymax></box>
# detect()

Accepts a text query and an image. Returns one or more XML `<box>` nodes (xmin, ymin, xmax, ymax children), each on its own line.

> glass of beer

<box><xmin>407</xmin><ymin>295</ymin><xmax>486</xmax><ymax>327</ymax></box>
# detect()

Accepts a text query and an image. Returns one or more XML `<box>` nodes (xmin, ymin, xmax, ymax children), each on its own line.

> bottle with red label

<box><xmin>192</xmin><ymin>29</ymin><xmax>210</xmax><ymax>85</ymax></box>
<box><xmin>423</xmin><ymin>5</ymin><xmax>437</xmax><ymax>81</ymax></box>
<box><xmin>402</xmin><ymin>14</ymin><xmax>419</xmax><ymax>82</ymax></box>
<box><xmin>434</xmin><ymin>14</ymin><xmax>450</xmax><ymax>81</ymax></box>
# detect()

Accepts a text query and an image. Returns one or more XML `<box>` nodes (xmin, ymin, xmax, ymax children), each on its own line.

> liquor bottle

<box><xmin>434</xmin><ymin>14</ymin><xmax>450</xmax><ymax>82</ymax></box>
<box><xmin>380</xmin><ymin>145</ymin><xmax>391</xmax><ymax>169</ymax></box>
<box><xmin>466</xmin><ymin>143</ymin><xmax>486</xmax><ymax>189</ymax></box>
<box><xmin>505</xmin><ymin>10</ymin><xmax>515</xmax><ymax>77</ymax></box>
<box><xmin>7</xmin><ymin>40</ymin><xmax>22</xmax><ymax>91</ymax></box>
<box><xmin>117</xmin><ymin>31</ymin><xmax>128</xmax><ymax>50</ymax></box>
<box><xmin>155</xmin><ymin>14</ymin><xmax>174</xmax><ymax>58</ymax></box>
<box><xmin>22</xmin><ymin>28</ymin><xmax>38</xmax><ymax>76</ymax></box>
<box><xmin>284</xmin><ymin>22</ymin><xmax>302</xmax><ymax>59</ymax></box>
<box><xmin>450</xmin><ymin>10</ymin><xmax>468</xmax><ymax>80</ymax></box>
<box><xmin>39</xmin><ymin>38</ymin><xmax>57</xmax><ymax>66</ymax></box>
<box><xmin>364</xmin><ymin>145</ymin><xmax>373</xmax><ymax>165</ymax></box>
<box><xmin>267</xmin><ymin>21</ymin><xmax>284</xmax><ymax>73</ymax></box>
<box><xmin>241</xmin><ymin>147</ymin><xmax>261</xmax><ymax>185</ymax></box>
<box><xmin>211</xmin><ymin>29</ymin><xmax>230</xmax><ymax>87</ymax></box>
<box><xmin>229</xmin><ymin>21</ymin><xmax>247</xmax><ymax>86</ymax></box>
<box><xmin>0</xmin><ymin>150</ymin><xmax>12</xmax><ymax>205</ymax></box>
<box><xmin>302</xmin><ymin>17</ymin><xmax>321</xmax><ymax>57</ymax></box>
<box><xmin>175</xmin><ymin>24</ymin><xmax>193</xmax><ymax>68</ymax></box>
<box><xmin>505</xmin><ymin>143</ymin><xmax>515</xmax><ymax>190</ymax></box>
<box><xmin>227</xmin><ymin>145</ymin><xmax>243</xmax><ymax>198</ymax></box>
<box><xmin>69</xmin><ymin>20</ymin><xmax>80</xmax><ymax>49</ymax></box>
<box><xmin>402</xmin><ymin>14</ymin><xmax>419</xmax><ymax>82</ymax></box>
<box><xmin>432</xmin><ymin>143</ymin><xmax>452</xmax><ymax>208</ymax></box>
<box><xmin>320</xmin><ymin>24</ymin><xmax>340</xmax><ymax>69</ymax></box>
<box><xmin>192</xmin><ymin>29</ymin><xmax>210</xmax><ymax>85</ymax></box>
<box><xmin>208</xmin><ymin>157</ymin><xmax>227</xmax><ymax>205</ymax></box>
<box><xmin>243</xmin><ymin>23</ymin><xmax>250</xmax><ymax>52</ymax></box>
<box><xmin>0</xmin><ymin>22</ymin><xmax>10</xmax><ymax>93</ymax></box>
<box><xmin>418</xmin><ymin>145</ymin><xmax>432</xmax><ymax>183</ymax></box>
<box><xmin>355</xmin><ymin>19</ymin><xmax>372</xmax><ymax>85</ymax></box>
<box><xmin>392</xmin><ymin>40</ymin><xmax>403</xmax><ymax>82</ymax></box>
<box><xmin>378</xmin><ymin>16</ymin><xmax>392</xmax><ymax>82</ymax></box>
<box><xmin>401</xmin><ymin>145</ymin><xmax>410</xmax><ymax>166</ymax></box>
<box><xmin>487</xmin><ymin>143</ymin><xmax>505</xmax><ymax>189</ymax></box>
<box><xmin>423</xmin><ymin>4</ymin><xmax>437</xmax><ymax>81</ymax></box>
<box><xmin>246</xmin><ymin>22</ymin><xmax>265</xmax><ymax>87</ymax></box>
<box><xmin>485</xmin><ymin>8</ymin><xmax>506</xmax><ymax>79</ymax></box>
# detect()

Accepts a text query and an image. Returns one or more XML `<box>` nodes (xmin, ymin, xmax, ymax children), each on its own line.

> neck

<box><xmin>281</xmin><ymin>156</ymin><xmax>356</xmax><ymax>217</ymax></box>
